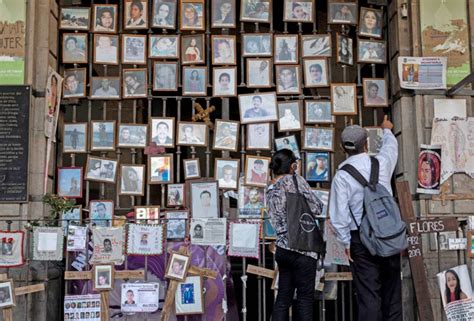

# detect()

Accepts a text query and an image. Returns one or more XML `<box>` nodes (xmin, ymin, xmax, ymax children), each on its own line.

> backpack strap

<box><xmin>292</xmin><ymin>174</ymin><xmax>300</xmax><ymax>193</ymax></box>
<box><xmin>340</xmin><ymin>164</ymin><xmax>369</xmax><ymax>187</ymax></box>
<box><xmin>369</xmin><ymin>157</ymin><xmax>379</xmax><ymax>191</ymax></box>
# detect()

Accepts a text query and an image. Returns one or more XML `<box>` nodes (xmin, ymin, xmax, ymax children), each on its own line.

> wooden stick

<box><xmin>100</xmin><ymin>291</ymin><xmax>109</xmax><ymax>321</ymax></box>
<box><xmin>160</xmin><ymin>280</ymin><xmax>179</xmax><ymax>321</ymax></box>
<box><xmin>2</xmin><ymin>308</ymin><xmax>12</xmax><ymax>321</ymax></box>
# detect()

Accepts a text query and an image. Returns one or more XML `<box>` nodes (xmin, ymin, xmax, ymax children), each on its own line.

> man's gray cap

<box><xmin>341</xmin><ymin>125</ymin><xmax>368</xmax><ymax>151</ymax></box>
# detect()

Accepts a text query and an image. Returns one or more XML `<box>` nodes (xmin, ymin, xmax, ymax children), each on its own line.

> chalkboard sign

<box><xmin>0</xmin><ymin>86</ymin><xmax>30</xmax><ymax>202</ymax></box>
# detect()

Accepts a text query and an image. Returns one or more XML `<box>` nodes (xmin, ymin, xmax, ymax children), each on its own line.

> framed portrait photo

<box><xmin>90</xmin><ymin>200</ymin><xmax>114</xmax><ymax>227</ymax></box>
<box><xmin>301</xmin><ymin>34</ymin><xmax>331</xmax><ymax>58</ymax></box>
<box><xmin>212</xmin><ymin>0</ymin><xmax>236</xmax><ymax>28</ymax></box>
<box><xmin>63</xmin><ymin>123</ymin><xmax>88</xmax><ymax>153</ymax></box>
<box><xmin>328</xmin><ymin>2</ymin><xmax>357</xmax><ymax>25</ymax></box>
<box><xmin>134</xmin><ymin>206</ymin><xmax>160</xmax><ymax>224</ymax></box>
<box><xmin>148</xmin><ymin>154</ymin><xmax>174</xmax><ymax>184</ymax></box>
<box><xmin>336</xmin><ymin>33</ymin><xmax>354</xmax><ymax>65</ymax></box>
<box><xmin>275</xmin><ymin>135</ymin><xmax>300</xmax><ymax>159</ymax></box>
<box><xmin>306</xmin><ymin>152</ymin><xmax>330</xmax><ymax>182</ymax></box>
<box><xmin>247</xmin><ymin>123</ymin><xmax>271</xmax><ymax>150</ymax></box>
<box><xmin>62</xmin><ymin>33</ymin><xmax>88</xmax><ymax>64</ymax></box>
<box><xmin>165</xmin><ymin>252</ymin><xmax>190</xmax><ymax>281</ymax></box>
<box><xmin>215</xmin><ymin>158</ymin><xmax>239</xmax><ymax>190</ymax></box>
<box><xmin>152</xmin><ymin>0</ymin><xmax>177</xmax><ymax>29</ymax></box>
<box><xmin>150</xmin><ymin>117</ymin><xmax>175</xmax><ymax>147</ymax></box>
<box><xmin>283</xmin><ymin>0</ymin><xmax>314</xmax><ymax>23</ymax></box>
<box><xmin>120</xmin><ymin>165</ymin><xmax>145</xmax><ymax>196</ymax></box>
<box><xmin>363</xmin><ymin>78</ymin><xmax>388</xmax><ymax>107</ymax></box>
<box><xmin>238</xmin><ymin>179</ymin><xmax>265</xmax><ymax>217</ymax></box>
<box><xmin>90</xmin><ymin>77</ymin><xmax>121</xmax><ymax>99</ymax></box>
<box><xmin>122</xmin><ymin>34</ymin><xmax>147</xmax><ymax>65</ymax></box>
<box><xmin>246</xmin><ymin>58</ymin><xmax>272</xmax><ymax>88</ymax></box>
<box><xmin>93</xmin><ymin>34</ymin><xmax>119</xmax><ymax>65</ymax></box>
<box><xmin>149</xmin><ymin>35</ymin><xmax>180</xmax><ymax>59</ymax></box>
<box><xmin>277</xmin><ymin>100</ymin><xmax>302</xmax><ymax>132</ymax></box>
<box><xmin>365</xmin><ymin>127</ymin><xmax>383</xmax><ymax>156</ymax></box>
<box><xmin>303</xmin><ymin>127</ymin><xmax>335</xmax><ymax>151</ymax></box>
<box><xmin>84</xmin><ymin>156</ymin><xmax>118</xmax><ymax>184</ymax></box>
<box><xmin>167</xmin><ymin>184</ymin><xmax>186</xmax><ymax>207</ymax></box>
<box><xmin>303</xmin><ymin>58</ymin><xmax>329</xmax><ymax>87</ymax></box>
<box><xmin>63</xmin><ymin>68</ymin><xmax>87</xmax><ymax>98</ymax></box>
<box><xmin>213</xmin><ymin>119</ymin><xmax>239</xmax><ymax>151</ymax></box>
<box><xmin>240</xmin><ymin>0</ymin><xmax>271</xmax><ymax>23</ymax></box>
<box><xmin>57</xmin><ymin>167</ymin><xmax>83</xmax><ymax>198</ymax></box>
<box><xmin>358</xmin><ymin>39</ymin><xmax>386</xmax><ymax>64</ymax></box>
<box><xmin>213</xmin><ymin>67</ymin><xmax>237</xmax><ymax>97</ymax></box>
<box><xmin>177</xmin><ymin>122</ymin><xmax>208</xmax><ymax>146</ymax></box>
<box><xmin>238</xmin><ymin>92</ymin><xmax>278</xmax><ymax>124</ymax></box>
<box><xmin>359</xmin><ymin>7</ymin><xmax>383</xmax><ymax>39</ymax></box>
<box><xmin>181</xmin><ymin>34</ymin><xmax>205</xmax><ymax>65</ymax></box>
<box><xmin>274</xmin><ymin>35</ymin><xmax>299</xmax><ymax>64</ymax></box>
<box><xmin>123</xmin><ymin>69</ymin><xmax>147</xmax><ymax>99</ymax></box>
<box><xmin>124</xmin><ymin>0</ymin><xmax>148</xmax><ymax>30</ymax></box>
<box><xmin>183</xmin><ymin>159</ymin><xmax>201</xmax><ymax>180</ymax></box>
<box><xmin>175</xmin><ymin>276</ymin><xmax>204</xmax><ymax>315</ymax></box>
<box><xmin>0</xmin><ymin>280</ymin><xmax>15</xmax><ymax>308</ymax></box>
<box><xmin>93</xmin><ymin>264</ymin><xmax>114</xmax><ymax>291</ymax></box>
<box><xmin>60</xmin><ymin>7</ymin><xmax>90</xmax><ymax>30</ymax></box>
<box><xmin>182</xmin><ymin>67</ymin><xmax>208</xmax><ymax>96</ymax></box>
<box><xmin>180</xmin><ymin>1</ymin><xmax>205</xmax><ymax>31</ymax></box>
<box><xmin>331</xmin><ymin>84</ymin><xmax>357</xmax><ymax>115</ymax></box>
<box><xmin>305</xmin><ymin>101</ymin><xmax>335</xmax><ymax>124</ymax></box>
<box><xmin>91</xmin><ymin>121</ymin><xmax>115</xmax><ymax>151</ymax></box>
<box><xmin>276</xmin><ymin>65</ymin><xmax>301</xmax><ymax>95</ymax></box>
<box><xmin>92</xmin><ymin>4</ymin><xmax>118</xmax><ymax>33</ymax></box>
<box><xmin>153</xmin><ymin>62</ymin><xmax>178</xmax><ymax>91</ymax></box>
<box><xmin>117</xmin><ymin>124</ymin><xmax>148</xmax><ymax>148</ymax></box>
<box><xmin>245</xmin><ymin>156</ymin><xmax>270</xmax><ymax>187</ymax></box>
<box><xmin>212</xmin><ymin>35</ymin><xmax>237</xmax><ymax>65</ymax></box>
<box><xmin>242</xmin><ymin>33</ymin><xmax>272</xmax><ymax>57</ymax></box>
<box><xmin>189</xmin><ymin>181</ymin><xmax>219</xmax><ymax>218</ymax></box>
<box><xmin>166</xmin><ymin>210</ymin><xmax>188</xmax><ymax>239</ymax></box>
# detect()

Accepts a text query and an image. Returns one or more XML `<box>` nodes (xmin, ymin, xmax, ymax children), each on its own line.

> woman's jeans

<box><xmin>272</xmin><ymin>246</ymin><xmax>317</xmax><ymax>321</ymax></box>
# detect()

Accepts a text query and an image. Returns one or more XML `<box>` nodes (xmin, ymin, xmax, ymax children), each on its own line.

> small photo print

<box><xmin>165</xmin><ymin>252</ymin><xmax>190</xmax><ymax>281</ymax></box>
<box><xmin>182</xmin><ymin>67</ymin><xmax>207</xmax><ymax>96</ymax></box>
<box><xmin>245</xmin><ymin>156</ymin><xmax>270</xmax><ymax>187</ymax></box>
<box><xmin>0</xmin><ymin>281</ymin><xmax>15</xmax><ymax>308</ymax></box>
<box><xmin>124</xmin><ymin>0</ymin><xmax>148</xmax><ymax>30</ymax></box>
<box><xmin>148</xmin><ymin>154</ymin><xmax>174</xmax><ymax>184</ymax></box>
<box><xmin>276</xmin><ymin>65</ymin><xmax>301</xmax><ymax>94</ymax></box>
<box><xmin>303</xmin><ymin>127</ymin><xmax>334</xmax><ymax>151</ymax></box>
<box><xmin>166</xmin><ymin>210</ymin><xmax>188</xmax><ymax>239</ymax></box>
<box><xmin>212</xmin><ymin>36</ymin><xmax>236</xmax><ymax>65</ymax></box>
<box><xmin>175</xmin><ymin>276</ymin><xmax>203</xmax><ymax>314</ymax></box>
<box><xmin>215</xmin><ymin>158</ymin><xmax>239</xmax><ymax>190</ymax></box>
<box><xmin>120</xmin><ymin>165</ymin><xmax>145</xmax><ymax>196</ymax></box>
<box><xmin>149</xmin><ymin>35</ymin><xmax>179</xmax><ymax>58</ymax></box>
<box><xmin>92</xmin><ymin>4</ymin><xmax>118</xmax><ymax>32</ymax></box>
<box><xmin>337</xmin><ymin>33</ymin><xmax>353</xmax><ymax>65</ymax></box>
<box><xmin>190</xmin><ymin>181</ymin><xmax>219</xmax><ymax>218</ymax></box>
<box><xmin>135</xmin><ymin>206</ymin><xmax>160</xmax><ymax>224</ymax></box>
<box><xmin>90</xmin><ymin>77</ymin><xmax>120</xmax><ymax>99</ymax></box>
<box><xmin>358</xmin><ymin>40</ymin><xmax>386</xmax><ymax>64</ymax></box>
<box><xmin>331</xmin><ymin>84</ymin><xmax>357</xmax><ymax>115</ymax></box>
<box><xmin>90</xmin><ymin>200</ymin><xmax>114</xmax><ymax>227</ymax></box>
<box><xmin>122</xmin><ymin>35</ymin><xmax>147</xmax><ymax>65</ymax></box>
<box><xmin>117</xmin><ymin>124</ymin><xmax>147</xmax><ymax>148</ymax></box>
<box><xmin>363</xmin><ymin>78</ymin><xmax>388</xmax><ymax>107</ymax></box>
<box><xmin>278</xmin><ymin>101</ymin><xmax>302</xmax><ymax>132</ymax></box>
<box><xmin>359</xmin><ymin>7</ymin><xmax>383</xmax><ymax>39</ymax></box>
<box><xmin>275</xmin><ymin>135</ymin><xmax>300</xmax><ymax>159</ymax></box>
<box><xmin>63</xmin><ymin>68</ymin><xmax>87</xmax><ymax>98</ymax></box>
<box><xmin>274</xmin><ymin>35</ymin><xmax>298</xmax><ymax>64</ymax></box>
<box><xmin>167</xmin><ymin>184</ymin><xmax>185</xmax><ymax>207</ymax></box>
<box><xmin>238</xmin><ymin>183</ymin><xmax>266</xmax><ymax>217</ymax></box>
<box><xmin>213</xmin><ymin>120</ymin><xmax>239</xmax><ymax>151</ymax></box>
<box><xmin>63</xmin><ymin>123</ymin><xmax>87</xmax><ymax>153</ymax></box>
<box><xmin>301</xmin><ymin>34</ymin><xmax>331</xmax><ymax>58</ymax></box>
<box><xmin>91</xmin><ymin>121</ymin><xmax>115</xmax><ymax>151</ymax></box>
<box><xmin>85</xmin><ymin>157</ymin><xmax>118</xmax><ymax>184</ymax></box>
<box><xmin>152</xmin><ymin>0</ymin><xmax>177</xmax><ymax>29</ymax></box>
<box><xmin>57</xmin><ymin>167</ymin><xmax>83</xmax><ymax>198</ymax></box>
<box><xmin>153</xmin><ymin>62</ymin><xmax>178</xmax><ymax>91</ymax></box>
<box><xmin>284</xmin><ymin>0</ymin><xmax>313</xmax><ymax>23</ymax></box>
<box><xmin>180</xmin><ymin>2</ymin><xmax>205</xmax><ymax>30</ymax></box>
<box><xmin>150</xmin><ymin>117</ymin><xmax>175</xmax><ymax>147</ymax></box>
<box><xmin>247</xmin><ymin>123</ymin><xmax>271</xmax><ymax>150</ymax></box>
<box><xmin>303</xmin><ymin>58</ymin><xmax>329</xmax><ymax>87</ymax></box>
<box><xmin>177</xmin><ymin>122</ymin><xmax>207</xmax><ymax>146</ymax></box>
<box><xmin>239</xmin><ymin>93</ymin><xmax>278</xmax><ymax>124</ymax></box>
<box><xmin>183</xmin><ymin>159</ymin><xmax>201</xmax><ymax>180</ymax></box>
<box><xmin>328</xmin><ymin>2</ymin><xmax>357</xmax><ymax>25</ymax></box>
<box><xmin>93</xmin><ymin>264</ymin><xmax>113</xmax><ymax>291</ymax></box>
<box><xmin>213</xmin><ymin>67</ymin><xmax>237</xmax><ymax>97</ymax></box>
<box><xmin>60</xmin><ymin>7</ymin><xmax>91</xmax><ymax>30</ymax></box>
<box><xmin>246</xmin><ymin>58</ymin><xmax>272</xmax><ymax>88</ymax></box>
<box><xmin>305</xmin><ymin>101</ymin><xmax>334</xmax><ymax>124</ymax></box>
<box><xmin>181</xmin><ymin>34</ymin><xmax>205</xmax><ymax>65</ymax></box>
<box><xmin>62</xmin><ymin>33</ymin><xmax>88</xmax><ymax>64</ymax></box>
<box><xmin>240</xmin><ymin>0</ymin><xmax>271</xmax><ymax>23</ymax></box>
<box><xmin>94</xmin><ymin>34</ymin><xmax>119</xmax><ymax>65</ymax></box>
<box><xmin>123</xmin><ymin>69</ymin><xmax>147</xmax><ymax>98</ymax></box>
<box><xmin>242</xmin><ymin>33</ymin><xmax>272</xmax><ymax>57</ymax></box>
<box><xmin>306</xmin><ymin>152</ymin><xmax>330</xmax><ymax>182</ymax></box>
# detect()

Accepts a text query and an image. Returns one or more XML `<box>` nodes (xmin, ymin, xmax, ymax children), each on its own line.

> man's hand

<box><xmin>345</xmin><ymin>248</ymin><xmax>353</xmax><ymax>262</ymax></box>
<box><xmin>381</xmin><ymin>115</ymin><xmax>393</xmax><ymax>130</ymax></box>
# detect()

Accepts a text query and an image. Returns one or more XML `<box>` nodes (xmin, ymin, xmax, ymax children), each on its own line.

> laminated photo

<box><xmin>126</xmin><ymin>224</ymin><xmax>164</xmax><ymax>255</ymax></box>
<box><xmin>91</xmin><ymin>227</ymin><xmax>125</xmax><ymax>265</ymax></box>
<box><xmin>416</xmin><ymin>144</ymin><xmax>442</xmax><ymax>195</ymax></box>
<box><xmin>121</xmin><ymin>283</ymin><xmax>160</xmax><ymax>313</ymax></box>
<box><xmin>190</xmin><ymin>218</ymin><xmax>227</xmax><ymax>246</ymax></box>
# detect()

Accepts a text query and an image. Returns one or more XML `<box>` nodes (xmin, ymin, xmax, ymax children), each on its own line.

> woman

<box><xmin>188</xmin><ymin>70</ymin><xmax>202</xmax><ymax>92</ymax></box>
<box><xmin>360</xmin><ymin>9</ymin><xmax>381</xmax><ymax>37</ymax></box>
<box><xmin>266</xmin><ymin>149</ymin><xmax>324</xmax><ymax>321</ymax></box>
<box><xmin>445</xmin><ymin>269</ymin><xmax>468</xmax><ymax>304</ymax></box>
<box><xmin>122</xmin><ymin>167</ymin><xmax>141</xmax><ymax>192</ymax></box>
<box><xmin>182</xmin><ymin>4</ymin><xmax>200</xmax><ymax>27</ymax></box>
<box><xmin>153</xmin><ymin>2</ymin><xmax>174</xmax><ymax>27</ymax></box>
<box><xmin>213</xmin><ymin>1</ymin><xmax>233</xmax><ymax>26</ymax></box>
<box><xmin>291</xmin><ymin>2</ymin><xmax>310</xmax><ymax>21</ymax></box>
<box><xmin>338</xmin><ymin>36</ymin><xmax>352</xmax><ymax>64</ymax></box>
<box><xmin>126</xmin><ymin>0</ymin><xmax>146</xmax><ymax>27</ymax></box>
<box><xmin>184</xmin><ymin>38</ymin><xmax>201</xmax><ymax>62</ymax></box>
<box><xmin>95</xmin><ymin>7</ymin><xmax>115</xmax><ymax>32</ymax></box>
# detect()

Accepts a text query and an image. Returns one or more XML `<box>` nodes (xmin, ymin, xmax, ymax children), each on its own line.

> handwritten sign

<box><xmin>325</xmin><ymin>272</ymin><xmax>353</xmax><ymax>281</ymax></box>
<box><xmin>246</xmin><ymin>265</ymin><xmax>276</xmax><ymax>279</ymax></box>
<box><xmin>408</xmin><ymin>218</ymin><xmax>458</xmax><ymax>234</ymax></box>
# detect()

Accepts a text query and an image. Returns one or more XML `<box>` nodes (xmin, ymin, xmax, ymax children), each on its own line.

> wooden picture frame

<box><xmin>358</xmin><ymin>7</ymin><xmax>383</xmax><ymax>39</ymax></box>
<box><xmin>181</xmin><ymin>34</ymin><xmax>206</xmax><ymax>65</ymax></box>
<box><xmin>63</xmin><ymin>123</ymin><xmax>88</xmax><ymax>153</ymax></box>
<box><xmin>211</xmin><ymin>0</ymin><xmax>237</xmax><ymax>28</ymax></box>
<box><xmin>274</xmin><ymin>34</ymin><xmax>299</xmax><ymax>64</ymax></box>
<box><xmin>122</xmin><ymin>68</ymin><xmax>148</xmax><ymax>99</ymax></box>
<box><xmin>211</xmin><ymin>35</ymin><xmax>237</xmax><ymax>65</ymax></box>
<box><xmin>305</xmin><ymin>100</ymin><xmax>335</xmax><ymax>124</ymax></box>
<box><xmin>149</xmin><ymin>34</ymin><xmax>180</xmax><ymax>59</ymax></box>
<box><xmin>240</xmin><ymin>0</ymin><xmax>272</xmax><ymax>23</ymax></box>
<box><xmin>121</xmin><ymin>34</ymin><xmax>147</xmax><ymax>65</ymax></box>
<box><xmin>123</xmin><ymin>0</ymin><xmax>148</xmax><ymax>30</ymax></box>
<box><xmin>275</xmin><ymin>65</ymin><xmax>301</xmax><ymax>95</ymax></box>
<box><xmin>119</xmin><ymin>164</ymin><xmax>146</xmax><ymax>196</ymax></box>
<box><xmin>241</xmin><ymin>33</ymin><xmax>273</xmax><ymax>57</ymax></box>
<box><xmin>63</xmin><ymin>68</ymin><xmax>87</xmax><ymax>98</ymax></box>
<box><xmin>182</xmin><ymin>66</ymin><xmax>208</xmax><ymax>96</ymax></box>
<box><xmin>246</xmin><ymin>58</ymin><xmax>273</xmax><ymax>88</ymax></box>
<box><xmin>153</xmin><ymin>61</ymin><xmax>179</xmax><ymax>91</ymax></box>
<box><xmin>90</xmin><ymin>77</ymin><xmax>121</xmax><ymax>100</ymax></box>
<box><xmin>305</xmin><ymin>152</ymin><xmax>330</xmax><ymax>182</ymax></box>
<box><xmin>60</xmin><ymin>7</ymin><xmax>91</xmax><ymax>30</ymax></box>
<box><xmin>300</xmin><ymin>34</ymin><xmax>332</xmax><ymax>58</ymax></box>
<box><xmin>174</xmin><ymin>275</ymin><xmax>204</xmax><ymax>315</ymax></box>
<box><xmin>93</xmin><ymin>264</ymin><xmax>114</xmax><ymax>291</ymax></box>
<box><xmin>238</xmin><ymin>92</ymin><xmax>278</xmax><ymax>124</ymax></box>
<box><xmin>90</xmin><ymin>120</ymin><xmax>116</xmax><ymax>151</ymax></box>
<box><xmin>0</xmin><ymin>280</ymin><xmax>15</xmax><ymax>308</ymax></box>
<box><xmin>357</xmin><ymin>39</ymin><xmax>387</xmax><ymax>64</ymax></box>
<box><xmin>148</xmin><ymin>154</ymin><xmax>174</xmax><ymax>184</ymax></box>
<box><xmin>213</xmin><ymin>119</ymin><xmax>240</xmax><ymax>152</ymax></box>
<box><xmin>177</xmin><ymin>122</ymin><xmax>208</xmax><ymax>146</ymax></box>
<box><xmin>246</xmin><ymin>123</ymin><xmax>272</xmax><ymax>150</ymax></box>
<box><xmin>180</xmin><ymin>0</ymin><xmax>205</xmax><ymax>31</ymax></box>
<box><xmin>62</xmin><ymin>33</ymin><xmax>88</xmax><ymax>64</ymax></box>
<box><xmin>328</xmin><ymin>2</ymin><xmax>358</xmax><ymax>25</ymax></box>
<box><xmin>57</xmin><ymin>167</ymin><xmax>83</xmax><ymax>199</ymax></box>
<box><xmin>167</xmin><ymin>184</ymin><xmax>186</xmax><ymax>208</ymax></box>
<box><xmin>213</xmin><ymin>67</ymin><xmax>237</xmax><ymax>97</ymax></box>
<box><xmin>331</xmin><ymin>84</ymin><xmax>358</xmax><ymax>115</ymax></box>
<box><xmin>165</xmin><ymin>252</ymin><xmax>191</xmax><ymax>281</ymax></box>
<box><xmin>183</xmin><ymin>158</ymin><xmax>201</xmax><ymax>180</ymax></box>
<box><xmin>303</xmin><ymin>58</ymin><xmax>329</xmax><ymax>87</ymax></box>
<box><xmin>93</xmin><ymin>34</ymin><xmax>119</xmax><ymax>65</ymax></box>
<box><xmin>150</xmin><ymin>117</ymin><xmax>175</xmax><ymax>147</ymax></box>
<box><xmin>244</xmin><ymin>155</ymin><xmax>271</xmax><ymax>187</ymax></box>
<box><xmin>336</xmin><ymin>33</ymin><xmax>354</xmax><ymax>66</ymax></box>
<box><xmin>302</xmin><ymin>127</ymin><xmax>335</xmax><ymax>151</ymax></box>
<box><xmin>89</xmin><ymin>200</ymin><xmax>114</xmax><ymax>227</ymax></box>
<box><xmin>92</xmin><ymin>4</ymin><xmax>118</xmax><ymax>33</ymax></box>
<box><xmin>84</xmin><ymin>156</ymin><xmax>118</xmax><ymax>184</ymax></box>
<box><xmin>277</xmin><ymin>100</ymin><xmax>303</xmax><ymax>132</ymax></box>
<box><xmin>283</xmin><ymin>0</ymin><xmax>314</xmax><ymax>23</ymax></box>
<box><xmin>363</xmin><ymin>78</ymin><xmax>389</xmax><ymax>107</ymax></box>
<box><xmin>152</xmin><ymin>0</ymin><xmax>178</xmax><ymax>29</ymax></box>
<box><xmin>214</xmin><ymin>158</ymin><xmax>240</xmax><ymax>190</ymax></box>
<box><xmin>134</xmin><ymin>205</ymin><xmax>160</xmax><ymax>224</ymax></box>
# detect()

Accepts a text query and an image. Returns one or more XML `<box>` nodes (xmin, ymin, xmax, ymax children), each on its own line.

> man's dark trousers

<box><xmin>350</xmin><ymin>231</ymin><xmax>402</xmax><ymax>321</ymax></box>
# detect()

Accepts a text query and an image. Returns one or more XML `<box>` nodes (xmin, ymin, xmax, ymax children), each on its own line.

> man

<box><xmin>63</xmin><ymin>36</ymin><xmax>86</xmax><ymax>62</ymax></box>
<box><xmin>218</xmin><ymin>165</ymin><xmax>236</xmax><ymax>189</ymax></box>
<box><xmin>277</xmin><ymin>67</ymin><xmax>298</xmax><ymax>92</ymax></box>
<box><xmin>103</xmin><ymin>239</ymin><xmax>112</xmax><ymax>252</ymax></box>
<box><xmin>94</xmin><ymin>78</ymin><xmax>118</xmax><ymax>97</ymax></box>
<box><xmin>92</xmin><ymin>202</ymin><xmax>109</xmax><ymax>227</ymax></box>
<box><xmin>244</xmin><ymin>96</ymin><xmax>268</xmax><ymax>118</ymax></box>
<box><xmin>152</xmin><ymin>121</ymin><xmax>173</xmax><ymax>145</ymax></box>
<box><xmin>215</xmin><ymin>123</ymin><xmax>236</xmax><ymax>148</ymax></box>
<box><xmin>124</xmin><ymin>74</ymin><xmax>145</xmax><ymax>97</ymax></box>
<box><xmin>101</xmin><ymin>162</ymin><xmax>115</xmax><ymax>179</ymax></box>
<box><xmin>0</xmin><ymin>289</ymin><xmax>8</xmax><ymax>303</ymax></box>
<box><xmin>126</xmin><ymin>0</ymin><xmax>146</xmax><ymax>27</ymax></box>
<box><xmin>250</xmin><ymin>159</ymin><xmax>267</xmax><ymax>184</ymax></box>
<box><xmin>124</xmin><ymin>290</ymin><xmax>136</xmax><ymax>305</ymax></box>
<box><xmin>193</xmin><ymin>224</ymin><xmax>203</xmax><ymax>238</ymax></box>
<box><xmin>70</xmin><ymin>128</ymin><xmax>79</xmax><ymax>150</ymax></box>
<box><xmin>180</xmin><ymin>125</ymin><xmax>201</xmax><ymax>144</ymax></box>
<box><xmin>308</xmin><ymin>63</ymin><xmax>324</xmax><ymax>85</ymax></box>
<box><xmin>245</xmin><ymin>188</ymin><xmax>263</xmax><ymax>209</ymax></box>
<box><xmin>366</xmin><ymin>83</ymin><xmax>385</xmax><ymax>105</ymax></box>
<box><xmin>217</xmin><ymin>72</ymin><xmax>232</xmax><ymax>94</ymax></box>
<box><xmin>64</xmin><ymin>73</ymin><xmax>84</xmax><ymax>97</ymax></box>
<box><xmin>329</xmin><ymin>116</ymin><xmax>400</xmax><ymax>321</ymax></box>
<box><xmin>171</xmin><ymin>259</ymin><xmax>184</xmax><ymax>276</ymax></box>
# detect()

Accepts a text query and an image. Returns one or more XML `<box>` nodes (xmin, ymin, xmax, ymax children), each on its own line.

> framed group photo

<box><xmin>85</xmin><ymin>156</ymin><xmax>118</xmax><ymax>183</ymax></box>
<box><xmin>240</xmin><ymin>0</ymin><xmax>271</xmax><ymax>23</ymax></box>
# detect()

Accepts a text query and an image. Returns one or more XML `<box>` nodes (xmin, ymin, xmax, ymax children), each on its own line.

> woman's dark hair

<box><xmin>445</xmin><ymin>269</ymin><xmax>462</xmax><ymax>303</ymax></box>
<box><xmin>270</xmin><ymin>149</ymin><xmax>297</xmax><ymax>176</ymax></box>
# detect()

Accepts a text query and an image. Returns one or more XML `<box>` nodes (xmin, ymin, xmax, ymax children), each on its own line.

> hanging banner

<box><xmin>44</xmin><ymin>67</ymin><xmax>63</xmax><ymax>138</ymax></box>
<box><xmin>0</xmin><ymin>0</ymin><xmax>26</xmax><ymax>84</ymax></box>
<box><xmin>398</xmin><ymin>56</ymin><xmax>447</xmax><ymax>90</ymax></box>
<box><xmin>420</xmin><ymin>0</ymin><xmax>470</xmax><ymax>86</ymax></box>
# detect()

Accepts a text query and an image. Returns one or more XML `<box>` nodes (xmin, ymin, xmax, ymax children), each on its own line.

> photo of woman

<box><xmin>444</xmin><ymin>269</ymin><xmax>468</xmax><ymax>304</ymax></box>
<box><xmin>337</xmin><ymin>33</ymin><xmax>353</xmax><ymax>65</ymax></box>
<box><xmin>153</xmin><ymin>0</ymin><xmax>176</xmax><ymax>28</ymax></box>
<box><xmin>212</xmin><ymin>0</ymin><xmax>235</xmax><ymax>27</ymax></box>
<box><xmin>181</xmin><ymin>3</ymin><xmax>204</xmax><ymax>30</ymax></box>
<box><xmin>183</xmin><ymin>36</ymin><xmax>204</xmax><ymax>64</ymax></box>
<box><xmin>125</xmin><ymin>0</ymin><xmax>147</xmax><ymax>29</ymax></box>
<box><xmin>93</xmin><ymin>5</ymin><xmax>117</xmax><ymax>33</ymax></box>
<box><xmin>359</xmin><ymin>7</ymin><xmax>382</xmax><ymax>38</ymax></box>
<box><xmin>183</xmin><ymin>67</ymin><xmax>207</xmax><ymax>96</ymax></box>
<box><xmin>120</xmin><ymin>165</ymin><xmax>144</xmax><ymax>195</ymax></box>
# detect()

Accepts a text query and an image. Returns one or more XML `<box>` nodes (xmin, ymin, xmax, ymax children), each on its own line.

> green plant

<box><xmin>42</xmin><ymin>193</ymin><xmax>76</xmax><ymax>221</ymax></box>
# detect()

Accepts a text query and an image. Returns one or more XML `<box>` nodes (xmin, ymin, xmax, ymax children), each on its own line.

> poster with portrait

<box><xmin>32</xmin><ymin>227</ymin><xmax>64</xmax><ymax>261</ymax></box>
<box><xmin>66</xmin><ymin>225</ymin><xmax>87</xmax><ymax>252</ymax></box>
<box><xmin>152</xmin><ymin>0</ymin><xmax>177</xmax><ymax>29</ymax></box>
<box><xmin>190</xmin><ymin>218</ymin><xmax>227</xmax><ymax>246</ymax></box>
<box><xmin>124</xmin><ymin>0</ymin><xmax>148</xmax><ymax>30</ymax></box>
<box><xmin>44</xmin><ymin>68</ymin><xmax>63</xmax><ymax>139</ymax></box>
<box><xmin>90</xmin><ymin>227</ymin><xmax>125</xmax><ymax>265</ymax></box>
<box><xmin>416</xmin><ymin>144</ymin><xmax>442</xmax><ymax>195</ymax></box>
<box><xmin>92</xmin><ymin>4</ymin><xmax>118</xmax><ymax>33</ymax></box>
<box><xmin>238</xmin><ymin>177</ymin><xmax>265</xmax><ymax>218</ymax></box>
<box><xmin>398</xmin><ymin>56</ymin><xmax>447</xmax><ymax>90</ymax></box>
<box><xmin>212</xmin><ymin>0</ymin><xmax>236</xmax><ymax>28</ymax></box>
<box><xmin>127</xmin><ymin>224</ymin><xmax>164</xmax><ymax>255</ymax></box>
<box><xmin>63</xmin><ymin>68</ymin><xmax>87</xmax><ymax>98</ymax></box>
<box><xmin>85</xmin><ymin>156</ymin><xmax>118</xmax><ymax>184</ymax></box>
<box><xmin>239</xmin><ymin>92</ymin><xmax>278</xmax><ymax>124</ymax></box>
<box><xmin>0</xmin><ymin>231</ymin><xmax>24</xmax><ymax>267</ymax></box>
<box><xmin>228</xmin><ymin>222</ymin><xmax>260</xmax><ymax>259</ymax></box>
<box><xmin>60</xmin><ymin>7</ymin><xmax>91</xmax><ymax>30</ymax></box>
<box><xmin>121</xmin><ymin>283</ymin><xmax>160</xmax><ymax>313</ymax></box>
<box><xmin>57</xmin><ymin>167</ymin><xmax>83</xmax><ymax>198</ymax></box>
<box><xmin>175</xmin><ymin>276</ymin><xmax>204</xmax><ymax>315</ymax></box>
<box><xmin>306</xmin><ymin>152</ymin><xmax>330</xmax><ymax>182</ymax></box>
<box><xmin>64</xmin><ymin>294</ymin><xmax>101</xmax><ymax>320</ymax></box>
<box><xmin>135</xmin><ymin>206</ymin><xmax>160</xmax><ymax>224</ymax></box>
<box><xmin>91</xmin><ymin>121</ymin><xmax>115</xmax><ymax>151</ymax></box>
<box><xmin>166</xmin><ymin>210</ymin><xmax>188</xmax><ymax>239</ymax></box>
<box><xmin>190</xmin><ymin>181</ymin><xmax>219</xmax><ymax>218</ymax></box>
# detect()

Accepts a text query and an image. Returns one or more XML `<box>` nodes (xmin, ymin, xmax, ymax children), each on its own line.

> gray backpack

<box><xmin>341</xmin><ymin>157</ymin><xmax>407</xmax><ymax>257</ymax></box>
